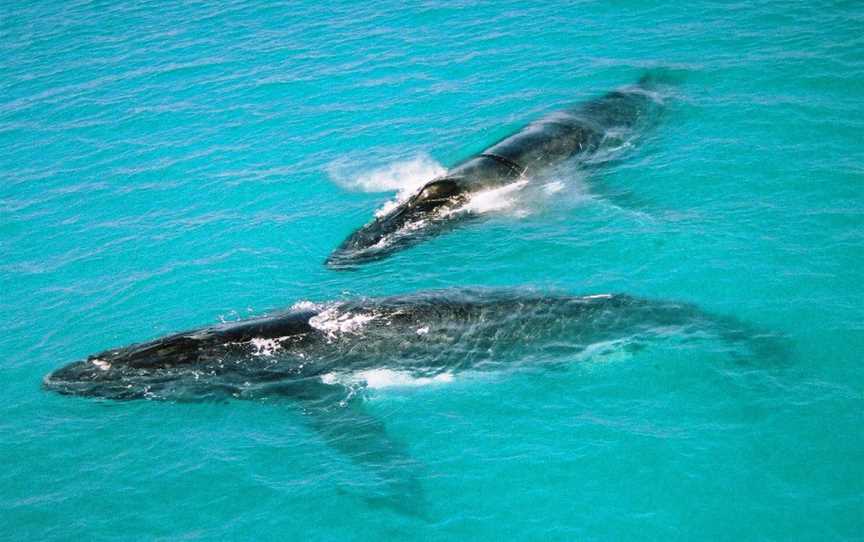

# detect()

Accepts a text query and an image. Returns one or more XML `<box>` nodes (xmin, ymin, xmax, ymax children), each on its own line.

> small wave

<box><xmin>624</xmin><ymin>86</ymin><xmax>667</xmax><ymax>105</ymax></box>
<box><xmin>578</xmin><ymin>338</ymin><xmax>638</xmax><ymax>365</ymax></box>
<box><xmin>581</xmin><ymin>127</ymin><xmax>639</xmax><ymax>166</ymax></box>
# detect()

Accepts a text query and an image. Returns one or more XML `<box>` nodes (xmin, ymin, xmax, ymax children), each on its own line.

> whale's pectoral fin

<box><xmin>708</xmin><ymin>315</ymin><xmax>792</xmax><ymax>366</ymax></box>
<box><xmin>282</xmin><ymin>378</ymin><xmax>426</xmax><ymax>516</ymax></box>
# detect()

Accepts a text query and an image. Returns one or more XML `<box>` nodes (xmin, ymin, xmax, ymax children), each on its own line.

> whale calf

<box><xmin>326</xmin><ymin>73</ymin><xmax>667</xmax><ymax>268</ymax></box>
<box><xmin>44</xmin><ymin>289</ymin><xmax>777</xmax><ymax>509</ymax></box>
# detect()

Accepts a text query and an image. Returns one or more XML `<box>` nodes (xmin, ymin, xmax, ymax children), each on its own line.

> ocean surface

<box><xmin>2</xmin><ymin>0</ymin><xmax>863</xmax><ymax>539</ymax></box>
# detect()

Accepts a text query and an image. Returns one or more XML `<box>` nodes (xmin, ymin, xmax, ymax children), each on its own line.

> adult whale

<box><xmin>44</xmin><ymin>289</ymin><xmax>778</xmax><ymax>511</ymax></box>
<box><xmin>326</xmin><ymin>73</ymin><xmax>668</xmax><ymax>268</ymax></box>
<box><xmin>44</xmin><ymin>290</ymin><xmax>766</xmax><ymax>402</ymax></box>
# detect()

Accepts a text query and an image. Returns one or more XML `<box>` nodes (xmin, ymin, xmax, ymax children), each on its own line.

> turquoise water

<box><xmin>2</xmin><ymin>0</ymin><xmax>863</xmax><ymax>539</ymax></box>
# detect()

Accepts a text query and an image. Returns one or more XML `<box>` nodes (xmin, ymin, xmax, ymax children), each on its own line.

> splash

<box><xmin>328</xmin><ymin>153</ymin><xmax>446</xmax><ymax>194</ymax></box>
<box><xmin>460</xmin><ymin>179</ymin><xmax>530</xmax><ymax>215</ymax></box>
<box><xmin>328</xmin><ymin>153</ymin><xmax>449</xmax><ymax>220</ymax></box>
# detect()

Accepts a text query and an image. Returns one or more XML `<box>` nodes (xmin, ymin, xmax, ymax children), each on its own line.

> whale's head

<box><xmin>43</xmin><ymin>336</ymin><xmax>214</xmax><ymax>401</ymax></box>
<box><xmin>43</xmin><ymin>356</ymin><xmax>146</xmax><ymax>400</ymax></box>
<box><xmin>43</xmin><ymin>352</ymin><xmax>232</xmax><ymax>401</ymax></box>
<box><xmin>326</xmin><ymin>177</ymin><xmax>468</xmax><ymax>268</ymax></box>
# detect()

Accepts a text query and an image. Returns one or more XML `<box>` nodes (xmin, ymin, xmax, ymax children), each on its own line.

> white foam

<box><xmin>374</xmin><ymin>198</ymin><xmax>402</xmax><ymax>218</ymax></box>
<box><xmin>290</xmin><ymin>300</ymin><xmax>325</xmax><ymax>312</ymax></box>
<box><xmin>320</xmin><ymin>368</ymin><xmax>454</xmax><ymax>389</ymax></box>
<box><xmin>543</xmin><ymin>180</ymin><xmax>565</xmax><ymax>194</ymax></box>
<box><xmin>461</xmin><ymin>179</ymin><xmax>529</xmax><ymax>214</ymax></box>
<box><xmin>319</xmin><ymin>372</ymin><xmax>339</xmax><ymax>386</ymax></box>
<box><xmin>434</xmin><ymin>178</ymin><xmax>531</xmax><ymax>221</ymax></box>
<box><xmin>360</xmin><ymin>369</ymin><xmax>454</xmax><ymax>389</ymax></box>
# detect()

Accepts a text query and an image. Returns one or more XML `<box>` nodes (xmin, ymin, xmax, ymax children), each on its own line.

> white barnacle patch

<box><xmin>309</xmin><ymin>307</ymin><xmax>376</xmax><ymax>340</ymax></box>
<box><xmin>91</xmin><ymin>358</ymin><xmax>111</xmax><ymax>371</ymax></box>
<box><xmin>248</xmin><ymin>337</ymin><xmax>286</xmax><ymax>357</ymax></box>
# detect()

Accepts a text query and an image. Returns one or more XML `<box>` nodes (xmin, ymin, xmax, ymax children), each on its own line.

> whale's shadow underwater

<box><xmin>327</xmin><ymin>72</ymin><xmax>672</xmax><ymax>268</ymax></box>
<box><xmin>44</xmin><ymin>289</ymin><xmax>786</xmax><ymax>514</ymax></box>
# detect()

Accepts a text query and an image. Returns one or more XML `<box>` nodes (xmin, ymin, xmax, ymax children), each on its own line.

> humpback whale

<box><xmin>44</xmin><ymin>289</ymin><xmax>778</xmax><ymax>510</ymax></box>
<box><xmin>326</xmin><ymin>73</ymin><xmax>667</xmax><ymax>268</ymax></box>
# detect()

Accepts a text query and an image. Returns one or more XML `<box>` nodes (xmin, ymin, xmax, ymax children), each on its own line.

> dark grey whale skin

<box><xmin>43</xmin><ymin>290</ymin><xmax>750</xmax><ymax>404</ymax></box>
<box><xmin>44</xmin><ymin>288</ymin><xmax>782</xmax><ymax>405</ymax></box>
<box><xmin>43</xmin><ymin>288</ymin><xmax>781</xmax><ymax>513</ymax></box>
<box><xmin>326</xmin><ymin>73</ymin><xmax>666</xmax><ymax>268</ymax></box>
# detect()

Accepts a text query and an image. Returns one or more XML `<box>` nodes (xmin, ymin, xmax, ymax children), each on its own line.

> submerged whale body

<box><xmin>44</xmin><ymin>289</ymin><xmax>779</xmax><ymax>511</ymax></box>
<box><xmin>326</xmin><ymin>73</ymin><xmax>668</xmax><ymax>268</ymax></box>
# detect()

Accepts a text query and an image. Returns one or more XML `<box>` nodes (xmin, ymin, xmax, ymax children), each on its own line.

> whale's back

<box><xmin>484</xmin><ymin>81</ymin><xmax>664</xmax><ymax>173</ymax></box>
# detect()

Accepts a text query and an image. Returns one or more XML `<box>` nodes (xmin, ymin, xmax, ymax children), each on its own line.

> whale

<box><xmin>326</xmin><ymin>73</ymin><xmax>667</xmax><ymax>268</ymax></box>
<box><xmin>44</xmin><ymin>289</ymin><xmax>779</xmax><ymax>511</ymax></box>
<box><xmin>43</xmin><ymin>290</ymin><xmax>766</xmax><ymax>402</ymax></box>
